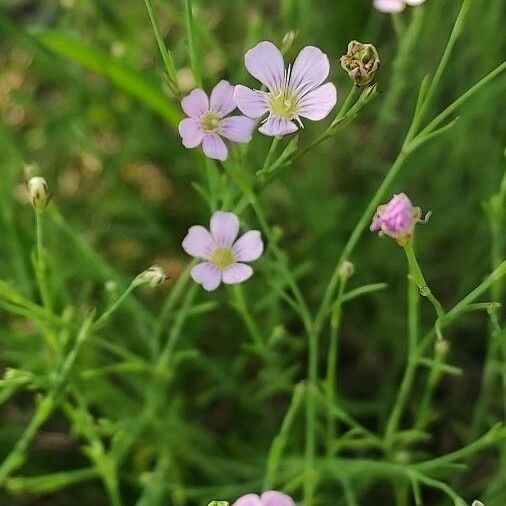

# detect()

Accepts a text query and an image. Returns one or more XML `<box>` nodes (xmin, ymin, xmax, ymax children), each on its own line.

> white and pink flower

<box><xmin>182</xmin><ymin>211</ymin><xmax>264</xmax><ymax>291</ymax></box>
<box><xmin>232</xmin><ymin>491</ymin><xmax>296</xmax><ymax>506</ymax></box>
<box><xmin>234</xmin><ymin>41</ymin><xmax>337</xmax><ymax>137</ymax></box>
<box><xmin>178</xmin><ymin>80</ymin><xmax>255</xmax><ymax>161</ymax></box>
<box><xmin>374</xmin><ymin>0</ymin><xmax>426</xmax><ymax>13</ymax></box>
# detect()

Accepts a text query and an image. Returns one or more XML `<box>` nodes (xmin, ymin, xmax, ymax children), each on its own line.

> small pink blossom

<box><xmin>370</xmin><ymin>193</ymin><xmax>422</xmax><ymax>242</ymax></box>
<box><xmin>231</xmin><ymin>491</ymin><xmax>296</xmax><ymax>506</ymax></box>
<box><xmin>234</xmin><ymin>41</ymin><xmax>337</xmax><ymax>137</ymax></box>
<box><xmin>179</xmin><ymin>80</ymin><xmax>255</xmax><ymax>161</ymax></box>
<box><xmin>182</xmin><ymin>211</ymin><xmax>263</xmax><ymax>291</ymax></box>
<box><xmin>374</xmin><ymin>0</ymin><xmax>426</xmax><ymax>13</ymax></box>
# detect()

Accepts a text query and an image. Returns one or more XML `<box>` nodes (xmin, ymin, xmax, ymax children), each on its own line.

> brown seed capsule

<box><xmin>27</xmin><ymin>176</ymin><xmax>50</xmax><ymax>210</ymax></box>
<box><xmin>340</xmin><ymin>41</ymin><xmax>380</xmax><ymax>87</ymax></box>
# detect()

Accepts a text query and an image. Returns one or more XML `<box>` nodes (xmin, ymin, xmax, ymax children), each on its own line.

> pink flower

<box><xmin>182</xmin><ymin>211</ymin><xmax>264</xmax><ymax>291</ymax></box>
<box><xmin>231</xmin><ymin>491</ymin><xmax>296</xmax><ymax>506</ymax></box>
<box><xmin>234</xmin><ymin>41</ymin><xmax>337</xmax><ymax>137</ymax></box>
<box><xmin>179</xmin><ymin>80</ymin><xmax>255</xmax><ymax>161</ymax></box>
<box><xmin>373</xmin><ymin>0</ymin><xmax>426</xmax><ymax>13</ymax></box>
<box><xmin>370</xmin><ymin>193</ymin><xmax>422</xmax><ymax>242</ymax></box>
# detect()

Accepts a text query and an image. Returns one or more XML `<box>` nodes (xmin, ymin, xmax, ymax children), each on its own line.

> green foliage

<box><xmin>0</xmin><ymin>0</ymin><xmax>505</xmax><ymax>505</ymax></box>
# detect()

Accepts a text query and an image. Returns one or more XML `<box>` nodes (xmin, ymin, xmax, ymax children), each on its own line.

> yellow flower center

<box><xmin>268</xmin><ymin>90</ymin><xmax>298</xmax><ymax>119</ymax></box>
<box><xmin>210</xmin><ymin>247</ymin><xmax>235</xmax><ymax>270</ymax></box>
<box><xmin>200</xmin><ymin>112</ymin><xmax>220</xmax><ymax>133</ymax></box>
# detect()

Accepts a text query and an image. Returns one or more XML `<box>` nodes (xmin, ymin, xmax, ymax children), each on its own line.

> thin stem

<box><xmin>0</xmin><ymin>315</ymin><xmax>94</xmax><ymax>484</ymax></box>
<box><xmin>144</xmin><ymin>0</ymin><xmax>179</xmax><ymax>96</ymax></box>
<box><xmin>232</xmin><ymin>284</ymin><xmax>266</xmax><ymax>354</ymax></box>
<box><xmin>260</xmin><ymin>136</ymin><xmax>281</xmax><ymax>174</ymax></box>
<box><xmin>405</xmin><ymin>0</ymin><xmax>474</xmax><ymax>142</ymax></box>
<box><xmin>384</xmin><ymin>276</ymin><xmax>420</xmax><ymax>451</ymax></box>
<box><xmin>183</xmin><ymin>0</ymin><xmax>202</xmax><ymax>87</ymax></box>
<box><xmin>92</xmin><ymin>280</ymin><xmax>140</xmax><ymax>331</ymax></box>
<box><xmin>314</xmin><ymin>150</ymin><xmax>409</xmax><ymax>334</ymax></box>
<box><xmin>35</xmin><ymin>210</ymin><xmax>52</xmax><ymax>313</ymax></box>
<box><xmin>403</xmin><ymin>240</ymin><xmax>445</xmax><ymax>325</ymax></box>
<box><xmin>294</xmin><ymin>85</ymin><xmax>358</xmax><ymax>162</ymax></box>
<box><xmin>263</xmin><ymin>383</ymin><xmax>305</xmax><ymax>490</ymax></box>
<box><xmin>324</xmin><ymin>277</ymin><xmax>347</xmax><ymax>455</ymax></box>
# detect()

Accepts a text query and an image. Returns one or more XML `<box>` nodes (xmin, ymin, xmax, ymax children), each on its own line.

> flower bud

<box><xmin>281</xmin><ymin>30</ymin><xmax>298</xmax><ymax>54</ymax></box>
<box><xmin>338</xmin><ymin>261</ymin><xmax>355</xmax><ymax>280</ymax></box>
<box><xmin>136</xmin><ymin>265</ymin><xmax>167</xmax><ymax>287</ymax></box>
<box><xmin>370</xmin><ymin>193</ymin><xmax>423</xmax><ymax>245</ymax></box>
<box><xmin>27</xmin><ymin>176</ymin><xmax>50</xmax><ymax>210</ymax></box>
<box><xmin>208</xmin><ymin>502</ymin><xmax>229</xmax><ymax>506</ymax></box>
<box><xmin>435</xmin><ymin>339</ymin><xmax>449</xmax><ymax>357</ymax></box>
<box><xmin>340</xmin><ymin>41</ymin><xmax>380</xmax><ymax>87</ymax></box>
<box><xmin>472</xmin><ymin>502</ymin><xmax>485</xmax><ymax>506</ymax></box>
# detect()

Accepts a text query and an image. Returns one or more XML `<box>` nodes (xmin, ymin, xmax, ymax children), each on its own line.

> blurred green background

<box><xmin>0</xmin><ymin>0</ymin><xmax>505</xmax><ymax>504</ymax></box>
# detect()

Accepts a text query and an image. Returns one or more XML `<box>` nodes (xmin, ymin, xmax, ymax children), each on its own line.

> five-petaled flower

<box><xmin>231</xmin><ymin>491</ymin><xmax>296</xmax><ymax>506</ymax></box>
<box><xmin>370</xmin><ymin>193</ymin><xmax>422</xmax><ymax>243</ymax></box>
<box><xmin>179</xmin><ymin>80</ymin><xmax>255</xmax><ymax>161</ymax></box>
<box><xmin>234</xmin><ymin>41</ymin><xmax>337</xmax><ymax>137</ymax></box>
<box><xmin>182</xmin><ymin>211</ymin><xmax>264</xmax><ymax>291</ymax></box>
<box><xmin>373</xmin><ymin>0</ymin><xmax>426</xmax><ymax>13</ymax></box>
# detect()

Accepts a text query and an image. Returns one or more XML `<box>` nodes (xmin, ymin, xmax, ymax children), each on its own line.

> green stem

<box><xmin>324</xmin><ymin>277</ymin><xmax>347</xmax><ymax>455</ymax></box>
<box><xmin>294</xmin><ymin>85</ymin><xmax>358</xmax><ymax>162</ymax></box>
<box><xmin>144</xmin><ymin>0</ymin><xmax>180</xmax><ymax>95</ymax></box>
<box><xmin>403</xmin><ymin>240</ymin><xmax>445</xmax><ymax>326</ymax></box>
<box><xmin>405</xmin><ymin>0</ymin><xmax>474</xmax><ymax>143</ymax></box>
<box><xmin>183</xmin><ymin>0</ymin><xmax>202</xmax><ymax>87</ymax></box>
<box><xmin>0</xmin><ymin>315</ymin><xmax>93</xmax><ymax>484</ymax></box>
<box><xmin>384</xmin><ymin>276</ymin><xmax>420</xmax><ymax>451</ymax></box>
<box><xmin>92</xmin><ymin>280</ymin><xmax>140</xmax><ymax>331</ymax></box>
<box><xmin>263</xmin><ymin>383</ymin><xmax>305</xmax><ymax>490</ymax></box>
<box><xmin>232</xmin><ymin>284</ymin><xmax>266</xmax><ymax>354</ymax></box>
<box><xmin>35</xmin><ymin>210</ymin><xmax>52</xmax><ymax>313</ymax></box>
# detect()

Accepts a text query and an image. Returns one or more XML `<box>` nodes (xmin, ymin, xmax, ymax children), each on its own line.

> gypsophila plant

<box><xmin>0</xmin><ymin>0</ymin><xmax>505</xmax><ymax>505</ymax></box>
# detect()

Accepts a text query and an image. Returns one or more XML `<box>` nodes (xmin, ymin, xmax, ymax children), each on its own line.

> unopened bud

<box><xmin>340</xmin><ymin>41</ymin><xmax>380</xmax><ymax>87</ymax></box>
<box><xmin>281</xmin><ymin>30</ymin><xmax>298</xmax><ymax>54</ymax></box>
<box><xmin>136</xmin><ymin>265</ymin><xmax>167</xmax><ymax>288</ymax></box>
<box><xmin>104</xmin><ymin>280</ymin><xmax>118</xmax><ymax>293</ymax></box>
<box><xmin>208</xmin><ymin>502</ymin><xmax>229</xmax><ymax>506</ymax></box>
<box><xmin>435</xmin><ymin>339</ymin><xmax>449</xmax><ymax>357</ymax></box>
<box><xmin>338</xmin><ymin>261</ymin><xmax>355</xmax><ymax>280</ymax></box>
<box><xmin>472</xmin><ymin>501</ymin><xmax>485</xmax><ymax>506</ymax></box>
<box><xmin>27</xmin><ymin>176</ymin><xmax>50</xmax><ymax>210</ymax></box>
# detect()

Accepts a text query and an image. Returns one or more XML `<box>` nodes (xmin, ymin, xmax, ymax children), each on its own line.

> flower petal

<box><xmin>202</xmin><ymin>134</ymin><xmax>228</xmax><ymax>161</ymax></box>
<box><xmin>289</xmin><ymin>46</ymin><xmax>330</xmax><ymax>97</ymax></box>
<box><xmin>181</xmin><ymin>89</ymin><xmax>209</xmax><ymax>118</ymax></box>
<box><xmin>258</xmin><ymin>117</ymin><xmax>298</xmax><ymax>136</ymax></box>
<box><xmin>191</xmin><ymin>263</ymin><xmax>222</xmax><ymax>291</ymax></box>
<box><xmin>261</xmin><ymin>491</ymin><xmax>296</xmax><ymax>506</ymax></box>
<box><xmin>182</xmin><ymin>225</ymin><xmax>214</xmax><ymax>259</ymax></box>
<box><xmin>234</xmin><ymin>85</ymin><xmax>269</xmax><ymax>118</ymax></box>
<box><xmin>222</xmin><ymin>263</ymin><xmax>253</xmax><ymax>284</ymax></box>
<box><xmin>210</xmin><ymin>80</ymin><xmax>237</xmax><ymax>117</ymax></box>
<box><xmin>210</xmin><ymin>211</ymin><xmax>240</xmax><ymax>247</ymax></box>
<box><xmin>178</xmin><ymin>118</ymin><xmax>204</xmax><ymax>148</ymax></box>
<box><xmin>373</xmin><ymin>0</ymin><xmax>406</xmax><ymax>12</ymax></box>
<box><xmin>297</xmin><ymin>82</ymin><xmax>337</xmax><ymax>121</ymax></box>
<box><xmin>233</xmin><ymin>230</ymin><xmax>263</xmax><ymax>262</ymax></box>
<box><xmin>231</xmin><ymin>494</ymin><xmax>263</xmax><ymax>506</ymax></box>
<box><xmin>220</xmin><ymin>116</ymin><xmax>256</xmax><ymax>143</ymax></box>
<box><xmin>245</xmin><ymin>41</ymin><xmax>285</xmax><ymax>91</ymax></box>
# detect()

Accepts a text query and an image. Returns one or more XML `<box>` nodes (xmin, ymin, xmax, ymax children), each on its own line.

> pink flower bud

<box><xmin>370</xmin><ymin>193</ymin><xmax>422</xmax><ymax>243</ymax></box>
